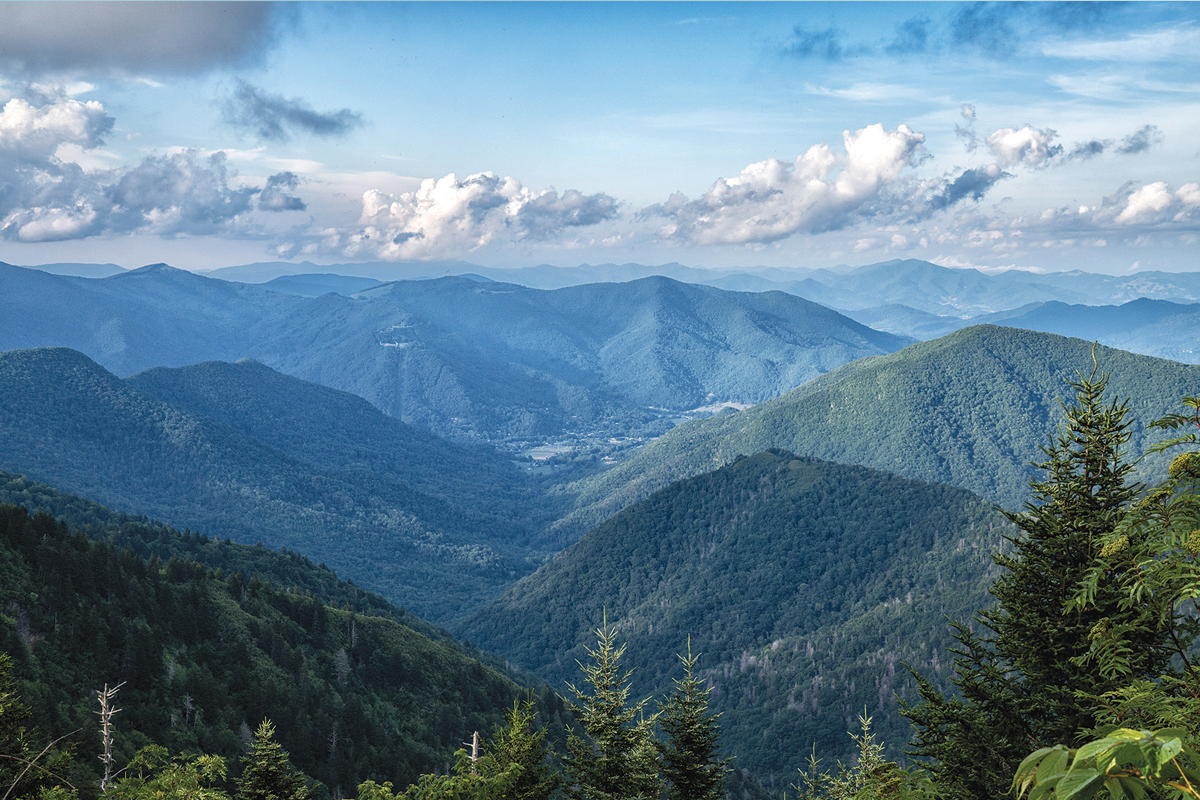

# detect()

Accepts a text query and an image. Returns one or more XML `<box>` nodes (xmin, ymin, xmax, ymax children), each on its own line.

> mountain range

<box><xmin>0</xmin><ymin>262</ymin><xmax>908</xmax><ymax>443</ymax></box>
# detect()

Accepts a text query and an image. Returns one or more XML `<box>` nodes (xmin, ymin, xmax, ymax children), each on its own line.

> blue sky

<box><xmin>1</xmin><ymin>1</ymin><xmax>1198</xmax><ymax>274</ymax></box>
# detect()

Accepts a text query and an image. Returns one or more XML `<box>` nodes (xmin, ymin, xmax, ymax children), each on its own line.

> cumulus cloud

<box><xmin>986</xmin><ymin>126</ymin><xmax>1062</xmax><ymax>168</ymax></box>
<box><xmin>0</xmin><ymin>94</ymin><xmax>114</xmax><ymax>161</ymax></box>
<box><xmin>1113</xmin><ymin>181</ymin><xmax>1200</xmax><ymax>225</ymax></box>
<box><xmin>223</xmin><ymin>81</ymin><xmax>363</xmax><ymax>142</ymax></box>
<box><xmin>0</xmin><ymin>2</ymin><xmax>286</xmax><ymax>75</ymax></box>
<box><xmin>0</xmin><ymin>92</ymin><xmax>298</xmax><ymax>242</ymax></box>
<box><xmin>318</xmin><ymin>172</ymin><xmax>618</xmax><ymax>259</ymax></box>
<box><xmin>258</xmin><ymin>171</ymin><xmax>307</xmax><ymax>212</ymax></box>
<box><xmin>643</xmin><ymin>124</ymin><xmax>926</xmax><ymax>245</ymax></box>
<box><xmin>955</xmin><ymin>103</ymin><xmax>978</xmax><ymax>152</ymax></box>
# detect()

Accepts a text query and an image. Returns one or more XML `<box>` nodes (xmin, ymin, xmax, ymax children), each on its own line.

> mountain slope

<box><xmin>552</xmin><ymin>327</ymin><xmax>1200</xmax><ymax>540</ymax></box>
<box><xmin>0</xmin><ymin>347</ymin><xmax>541</xmax><ymax>621</ymax></box>
<box><xmin>0</xmin><ymin>263</ymin><xmax>908</xmax><ymax>443</ymax></box>
<box><xmin>459</xmin><ymin>449</ymin><xmax>1013</xmax><ymax>788</ymax></box>
<box><xmin>0</xmin><ymin>501</ymin><xmax>538</xmax><ymax>799</ymax></box>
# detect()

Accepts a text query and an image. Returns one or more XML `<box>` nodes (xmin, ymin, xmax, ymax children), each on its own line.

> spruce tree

<box><xmin>489</xmin><ymin>699</ymin><xmax>560</xmax><ymax>800</ymax></box>
<box><xmin>657</xmin><ymin>640</ymin><xmax>729</xmax><ymax>800</ymax></box>
<box><xmin>902</xmin><ymin>363</ymin><xmax>1172</xmax><ymax>800</ymax></box>
<box><xmin>236</xmin><ymin>720</ymin><xmax>311</xmax><ymax>800</ymax></box>
<box><xmin>562</xmin><ymin>614</ymin><xmax>660</xmax><ymax>800</ymax></box>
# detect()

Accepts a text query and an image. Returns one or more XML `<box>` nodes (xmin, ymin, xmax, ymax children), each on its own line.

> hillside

<box><xmin>0</xmin><ymin>347</ymin><xmax>545</xmax><ymax>622</ymax></box>
<box><xmin>551</xmin><ymin>326</ymin><xmax>1200</xmax><ymax>541</ymax></box>
<box><xmin>0</xmin><ymin>500</ymin><xmax>548</xmax><ymax>800</ymax></box>
<box><xmin>458</xmin><ymin>449</ymin><xmax>1013</xmax><ymax>789</ymax></box>
<box><xmin>0</xmin><ymin>262</ymin><xmax>908</xmax><ymax>443</ymax></box>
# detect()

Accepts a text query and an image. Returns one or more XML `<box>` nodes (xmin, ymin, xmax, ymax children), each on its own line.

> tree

<box><xmin>902</xmin><ymin>362</ymin><xmax>1172</xmax><ymax>800</ymax></box>
<box><xmin>1013</xmin><ymin>396</ymin><xmax>1200</xmax><ymax>800</ymax></box>
<box><xmin>488</xmin><ymin>700</ymin><xmax>560</xmax><ymax>800</ymax></box>
<box><xmin>793</xmin><ymin>715</ymin><xmax>937</xmax><ymax>800</ymax></box>
<box><xmin>357</xmin><ymin>750</ymin><xmax>522</xmax><ymax>800</ymax></box>
<box><xmin>107</xmin><ymin>746</ymin><xmax>228</xmax><ymax>800</ymax></box>
<box><xmin>236</xmin><ymin>721</ymin><xmax>311</xmax><ymax>800</ymax></box>
<box><xmin>656</xmin><ymin>640</ymin><xmax>729</xmax><ymax>800</ymax></box>
<box><xmin>561</xmin><ymin>614</ymin><xmax>660</xmax><ymax>800</ymax></box>
<box><xmin>1</xmin><ymin>653</ymin><xmax>75</xmax><ymax>800</ymax></box>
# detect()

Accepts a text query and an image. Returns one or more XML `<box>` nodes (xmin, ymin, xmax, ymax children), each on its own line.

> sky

<box><xmin>0</xmin><ymin>1</ymin><xmax>1198</xmax><ymax>275</ymax></box>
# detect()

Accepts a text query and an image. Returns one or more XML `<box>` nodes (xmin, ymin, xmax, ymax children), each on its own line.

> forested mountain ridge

<box><xmin>460</xmin><ymin>449</ymin><xmax>1015</xmax><ymax>790</ymax></box>
<box><xmin>0</xmin><ymin>500</ymin><xmax>558</xmax><ymax>800</ymax></box>
<box><xmin>0</xmin><ymin>347</ymin><xmax>545</xmax><ymax>621</ymax></box>
<box><xmin>0</xmin><ymin>262</ymin><xmax>909</xmax><ymax>443</ymax></box>
<box><xmin>550</xmin><ymin>326</ymin><xmax>1200</xmax><ymax>542</ymax></box>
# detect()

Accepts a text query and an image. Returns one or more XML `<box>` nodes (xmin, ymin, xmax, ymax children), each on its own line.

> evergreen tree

<box><xmin>562</xmin><ymin>614</ymin><xmax>660</xmax><ymax>800</ymax></box>
<box><xmin>488</xmin><ymin>699</ymin><xmax>560</xmax><ymax>800</ymax></box>
<box><xmin>236</xmin><ymin>721</ymin><xmax>311</xmax><ymax>800</ymax></box>
<box><xmin>902</xmin><ymin>363</ymin><xmax>1172</xmax><ymax>800</ymax></box>
<box><xmin>0</xmin><ymin>653</ymin><xmax>75</xmax><ymax>800</ymax></box>
<box><xmin>657</xmin><ymin>640</ymin><xmax>729</xmax><ymax>800</ymax></box>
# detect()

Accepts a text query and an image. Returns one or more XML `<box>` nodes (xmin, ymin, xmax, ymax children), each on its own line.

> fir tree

<box><xmin>902</xmin><ymin>361</ymin><xmax>1173</xmax><ymax>800</ymax></box>
<box><xmin>657</xmin><ymin>639</ymin><xmax>729</xmax><ymax>800</ymax></box>
<box><xmin>0</xmin><ymin>653</ymin><xmax>75</xmax><ymax>800</ymax></box>
<box><xmin>236</xmin><ymin>720</ymin><xmax>311</xmax><ymax>800</ymax></box>
<box><xmin>489</xmin><ymin>699</ymin><xmax>560</xmax><ymax>800</ymax></box>
<box><xmin>562</xmin><ymin>614</ymin><xmax>660</xmax><ymax>800</ymax></box>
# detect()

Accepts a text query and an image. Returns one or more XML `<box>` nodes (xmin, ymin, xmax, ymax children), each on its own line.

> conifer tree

<box><xmin>236</xmin><ymin>720</ymin><xmax>311</xmax><ymax>800</ymax></box>
<box><xmin>0</xmin><ymin>653</ymin><xmax>75</xmax><ymax>800</ymax></box>
<box><xmin>902</xmin><ymin>362</ymin><xmax>1172</xmax><ymax>800</ymax></box>
<box><xmin>562</xmin><ymin>614</ymin><xmax>660</xmax><ymax>800</ymax></box>
<box><xmin>657</xmin><ymin>640</ymin><xmax>729</xmax><ymax>800</ymax></box>
<box><xmin>489</xmin><ymin>699</ymin><xmax>560</xmax><ymax>800</ymax></box>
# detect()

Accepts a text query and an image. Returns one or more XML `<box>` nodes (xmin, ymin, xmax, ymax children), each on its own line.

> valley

<box><xmin>2</xmin><ymin>256</ymin><xmax>1199</xmax><ymax>797</ymax></box>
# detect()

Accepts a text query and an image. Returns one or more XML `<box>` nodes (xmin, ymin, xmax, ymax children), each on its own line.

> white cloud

<box><xmin>318</xmin><ymin>171</ymin><xmax>618</xmax><ymax>260</ymax></box>
<box><xmin>0</xmin><ymin>95</ymin><xmax>113</xmax><ymax>161</ymax></box>
<box><xmin>985</xmin><ymin>126</ymin><xmax>1061</xmax><ymax>168</ymax></box>
<box><xmin>644</xmin><ymin>123</ymin><xmax>926</xmax><ymax>245</ymax></box>
<box><xmin>1114</xmin><ymin>181</ymin><xmax>1200</xmax><ymax>225</ymax></box>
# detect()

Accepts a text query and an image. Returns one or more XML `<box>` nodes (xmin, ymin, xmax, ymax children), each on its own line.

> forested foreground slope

<box><xmin>0</xmin><ymin>347</ymin><xmax>546</xmax><ymax>621</ymax></box>
<box><xmin>0</xmin><ymin>498</ymin><xmax>570</xmax><ymax>800</ymax></box>
<box><xmin>460</xmin><ymin>449</ymin><xmax>1015</xmax><ymax>790</ymax></box>
<box><xmin>551</xmin><ymin>326</ymin><xmax>1200</xmax><ymax>542</ymax></box>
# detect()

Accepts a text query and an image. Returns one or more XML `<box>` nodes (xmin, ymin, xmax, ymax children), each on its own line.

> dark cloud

<box><xmin>0</xmin><ymin>2</ymin><xmax>290</xmax><ymax>75</ymax></box>
<box><xmin>517</xmin><ymin>189</ymin><xmax>619</xmax><ymax>238</ymax></box>
<box><xmin>258</xmin><ymin>172</ymin><xmax>307</xmax><ymax>212</ymax></box>
<box><xmin>929</xmin><ymin>165</ymin><xmax>1010</xmax><ymax>210</ymax></box>
<box><xmin>783</xmin><ymin>26</ymin><xmax>853</xmax><ymax>61</ymax></box>
<box><xmin>1117</xmin><ymin>124</ymin><xmax>1163</xmax><ymax>155</ymax></box>
<box><xmin>223</xmin><ymin>81</ymin><xmax>364</xmax><ymax>142</ymax></box>
<box><xmin>949</xmin><ymin>3</ymin><xmax>1022</xmax><ymax>56</ymax></box>
<box><xmin>886</xmin><ymin>17</ymin><xmax>933</xmax><ymax>55</ymax></box>
<box><xmin>1068</xmin><ymin>140</ymin><xmax>1108</xmax><ymax>160</ymax></box>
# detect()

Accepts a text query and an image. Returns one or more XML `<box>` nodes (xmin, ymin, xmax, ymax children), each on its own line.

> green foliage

<box><xmin>236</xmin><ymin>721</ymin><xmax>311</xmax><ymax>800</ymax></box>
<box><xmin>0</xmin><ymin>503</ymin><xmax>528</xmax><ymax>800</ymax></box>
<box><xmin>792</xmin><ymin>716</ymin><xmax>938</xmax><ymax>800</ymax></box>
<box><xmin>357</xmin><ymin>751</ymin><xmax>522</xmax><ymax>800</ymax></box>
<box><xmin>106</xmin><ymin>746</ymin><xmax>229</xmax><ymax>800</ymax></box>
<box><xmin>657</xmin><ymin>642</ymin><xmax>729</xmax><ymax>800</ymax></box>
<box><xmin>0</xmin><ymin>654</ymin><xmax>76</xmax><ymax>800</ymax></box>
<box><xmin>562</xmin><ymin>617</ymin><xmax>660</xmax><ymax>800</ymax></box>
<box><xmin>1014</xmin><ymin>728</ymin><xmax>1200</xmax><ymax>800</ymax></box>
<box><xmin>464</xmin><ymin>449</ymin><xmax>1013</xmax><ymax>784</ymax></box>
<box><xmin>903</xmin><ymin>363</ymin><xmax>1173</xmax><ymax>800</ymax></box>
<box><xmin>487</xmin><ymin>701</ymin><xmax>559</xmax><ymax>800</ymax></box>
<box><xmin>1015</xmin><ymin>396</ymin><xmax>1200</xmax><ymax>800</ymax></box>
